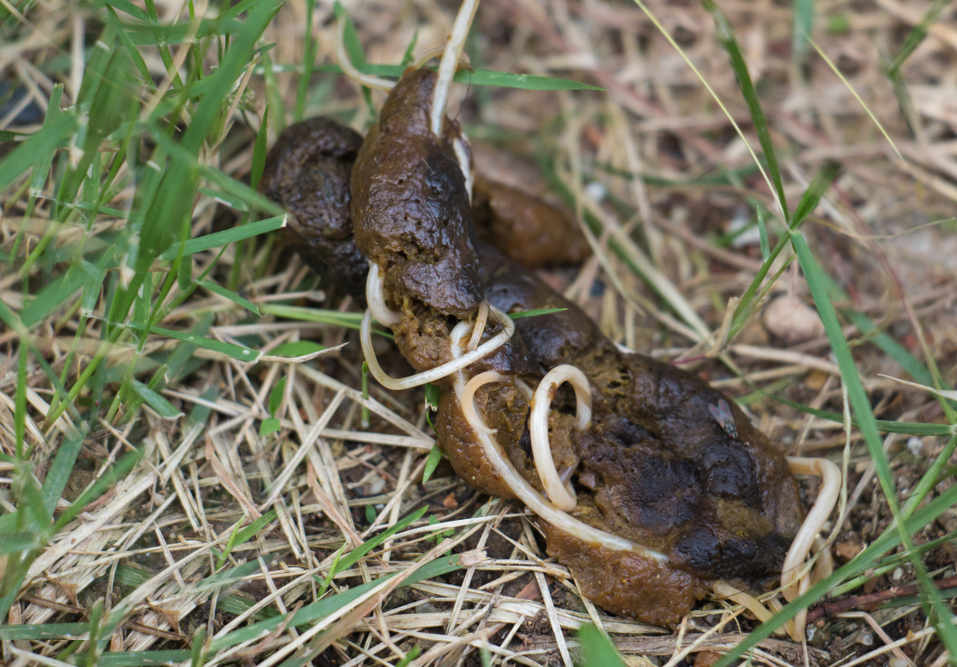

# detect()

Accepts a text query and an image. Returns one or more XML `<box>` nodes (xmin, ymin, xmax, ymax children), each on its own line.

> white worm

<box><xmin>466</xmin><ymin>300</ymin><xmax>488</xmax><ymax>351</ymax></box>
<box><xmin>336</xmin><ymin>15</ymin><xmax>396</xmax><ymax>91</ymax></box>
<box><xmin>453</xmin><ymin>136</ymin><xmax>474</xmax><ymax>202</ymax></box>
<box><xmin>430</xmin><ymin>0</ymin><xmax>480</xmax><ymax>137</ymax></box>
<box><xmin>781</xmin><ymin>456</ymin><xmax>841</xmax><ymax>602</ymax></box>
<box><xmin>462</xmin><ymin>370</ymin><xmax>505</xmax><ymax>436</ymax></box>
<box><xmin>712</xmin><ymin>456</ymin><xmax>841</xmax><ymax>641</ymax></box>
<box><xmin>449</xmin><ymin>325</ymin><xmax>669</xmax><ymax>563</ymax></box>
<box><xmin>360</xmin><ymin>303</ymin><xmax>513</xmax><ymax>391</ymax></box>
<box><xmin>528</xmin><ymin>364</ymin><xmax>592</xmax><ymax>511</ymax></box>
<box><xmin>365</xmin><ymin>262</ymin><xmax>402</xmax><ymax>327</ymax></box>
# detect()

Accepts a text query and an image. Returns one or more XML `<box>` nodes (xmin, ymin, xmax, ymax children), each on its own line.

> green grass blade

<box><xmin>150</xmin><ymin>325</ymin><xmax>259</xmax><ymax>362</ymax></box>
<box><xmin>341</xmin><ymin>62</ymin><xmax>603</xmax><ymax>91</ymax></box>
<box><xmin>53</xmin><ymin>448</ymin><xmax>144</xmax><ymax>531</ymax></box>
<box><xmin>0</xmin><ymin>94</ymin><xmax>76</xmax><ymax>192</ymax></box>
<box><xmin>728</xmin><ymin>163</ymin><xmax>839</xmax><ymax>340</ymax></box>
<box><xmin>578</xmin><ymin>623</ymin><xmax>626</xmax><ymax>666</ymax></box>
<box><xmin>20</xmin><ymin>267</ymin><xmax>87</xmax><ymax>327</ymax></box>
<box><xmin>99</xmin><ymin>650</ymin><xmax>191</xmax><ymax>667</ymax></box>
<box><xmin>260</xmin><ymin>304</ymin><xmax>363</xmax><ymax>329</ymax></box>
<box><xmin>206</xmin><ymin>551</ymin><xmax>465</xmax><ymax>653</ymax></box>
<box><xmin>250</xmin><ymin>107</ymin><xmax>270</xmax><ymax>191</ymax></box>
<box><xmin>158</xmin><ymin>215</ymin><xmax>284</xmax><ymax>261</ymax></box>
<box><xmin>41</xmin><ymin>426</ymin><xmax>89</xmax><ymax>515</ymax></box>
<box><xmin>14</xmin><ymin>345</ymin><xmax>27</xmax><ymax>458</ymax></box>
<box><xmin>771</xmin><ymin>396</ymin><xmax>954</xmax><ymax>437</ymax></box>
<box><xmin>196</xmin><ymin>278</ymin><xmax>262</xmax><ymax>315</ymax></box>
<box><xmin>267</xmin><ymin>341</ymin><xmax>325</xmax><ymax>358</ymax></box>
<box><xmin>790</xmin><ymin>162</ymin><xmax>840</xmax><ymax>225</ymax></box>
<box><xmin>842</xmin><ymin>308</ymin><xmax>937</xmax><ymax>389</ymax></box>
<box><xmin>508</xmin><ymin>307</ymin><xmax>568</xmax><ymax>320</ymax></box>
<box><xmin>197</xmin><ymin>555</ymin><xmax>273</xmax><ymax>592</ymax></box>
<box><xmin>421</xmin><ymin>445</ymin><xmax>444</xmax><ymax>484</ymax></box>
<box><xmin>886</xmin><ymin>0</ymin><xmax>952</xmax><ymax>75</ymax></box>
<box><xmin>792</xmin><ymin>0</ymin><xmax>814</xmax><ymax>65</ymax></box>
<box><xmin>702</xmin><ymin>0</ymin><xmax>789</xmax><ymax>220</ymax></box>
<box><xmin>333</xmin><ymin>1</ymin><xmax>368</xmax><ymax>68</ymax></box>
<box><xmin>454</xmin><ymin>68</ymin><xmax>601</xmax><ymax>91</ymax></box>
<box><xmin>216</xmin><ymin>511</ymin><xmax>277</xmax><ymax>568</ymax></box>
<box><xmin>129</xmin><ymin>379</ymin><xmax>183</xmax><ymax>419</ymax></box>
<box><xmin>332</xmin><ymin>506</ymin><xmax>428</xmax><ymax>576</ymax></box>
<box><xmin>0</xmin><ymin>534</ymin><xmax>43</xmax><ymax>554</ymax></box>
<box><xmin>0</xmin><ymin>622</ymin><xmax>90</xmax><ymax>641</ymax></box>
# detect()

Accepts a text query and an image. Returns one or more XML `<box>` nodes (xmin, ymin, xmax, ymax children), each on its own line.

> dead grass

<box><xmin>1</xmin><ymin>0</ymin><xmax>955</xmax><ymax>665</ymax></box>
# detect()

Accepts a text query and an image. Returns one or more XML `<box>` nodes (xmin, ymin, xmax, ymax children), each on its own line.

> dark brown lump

<box><xmin>391</xmin><ymin>296</ymin><xmax>535</xmax><ymax>377</ymax></box>
<box><xmin>472</xmin><ymin>176</ymin><xmax>589</xmax><ymax>268</ymax></box>
<box><xmin>260</xmin><ymin>117</ymin><xmax>368</xmax><ymax>299</ymax></box>
<box><xmin>262</xmin><ymin>80</ymin><xmax>805</xmax><ymax>626</ymax></box>
<box><xmin>464</xmin><ymin>244</ymin><xmax>804</xmax><ymax>591</ymax></box>
<box><xmin>350</xmin><ymin>69</ymin><xmax>482</xmax><ymax>318</ymax></box>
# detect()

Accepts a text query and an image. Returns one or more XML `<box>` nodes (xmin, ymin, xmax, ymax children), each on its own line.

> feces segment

<box><xmin>262</xmin><ymin>73</ymin><xmax>806</xmax><ymax>626</ymax></box>
<box><xmin>350</xmin><ymin>68</ymin><xmax>482</xmax><ymax>319</ymax></box>
<box><xmin>260</xmin><ymin>117</ymin><xmax>368</xmax><ymax>300</ymax></box>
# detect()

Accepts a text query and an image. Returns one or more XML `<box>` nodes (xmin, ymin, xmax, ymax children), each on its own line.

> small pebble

<box><xmin>763</xmin><ymin>294</ymin><xmax>824</xmax><ymax>344</ymax></box>
<box><xmin>835</xmin><ymin>540</ymin><xmax>863</xmax><ymax>560</ymax></box>
<box><xmin>585</xmin><ymin>181</ymin><xmax>606</xmax><ymax>201</ymax></box>
<box><xmin>906</xmin><ymin>437</ymin><xmax>923</xmax><ymax>456</ymax></box>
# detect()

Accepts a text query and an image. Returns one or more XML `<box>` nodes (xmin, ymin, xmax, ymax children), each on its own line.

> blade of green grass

<box><xmin>886</xmin><ymin>0</ymin><xmax>952</xmax><ymax>75</ymax></box>
<box><xmin>216</xmin><ymin>511</ymin><xmax>277</xmax><ymax>569</ymax></box>
<box><xmin>842</xmin><ymin>308</ymin><xmax>937</xmax><ymax>389</ymax></box>
<box><xmin>508</xmin><ymin>307</ymin><xmax>568</xmax><ymax>320</ymax></box>
<box><xmin>14</xmin><ymin>345</ymin><xmax>27</xmax><ymax>458</ymax></box>
<box><xmin>149</xmin><ymin>325</ymin><xmax>259</xmax><ymax>362</ymax></box>
<box><xmin>770</xmin><ymin>396</ymin><xmax>954</xmax><ymax>437</ymax></box>
<box><xmin>702</xmin><ymin>0</ymin><xmax>789</xmax><ymax>221</ymax></box>
<box><xmin>250</xmin><ymin>107</ymin><xmax>270</xmax><ymax>191</ymax></box>
<box><xmin>201</xmin><ymin>551</ymin><xmax>466</xmax><ymax>655</ymax></box>
<box><xmin>260</xmin><ymin>304</ymin><xmax>361</xmax><ymax>326</ymax></box>
<box><xmin>329</xmin><ymin>62</ymin><xmax>604</xmax><ymax>91</ymax></box>
<box><xmin>53</xmin><ymin>447</ymin><xmax>144</xmax><ymax>532</ymax></box>
<box><xmin>196</xmin><ymin>278</ymin><xmax>262</xmax><ymax>315</ymax></box>
<box><xmin>196</xmin><ymin>555</ymin><xmax>273</xmax><ymax>592</ymax></box>
<box><xmin>0</xmin><ymin>622</ymin><xmax>90</xmax><ymax>641</ymax></box>
<box><xmin>157</xmin><ymin>215</ymin><xmax>284</xmax><ymax>261</ymax></box>
<box><xmin>727</xmin><ymin>163</ymin><xmax>839</xmax><ymax>341</ymax></box>
<box><xmin>792</xmin><ymin>0</ymin><xmax>814</xmax><ymax>65</ymax></box>
<box><xmin>332</xmin><ymin>506</ymin><xmax>428</xmax><ymax>576</ymax></box>
<box><xmin>0</xmin><ymin>88</ymin><xmax>76</xmax><ymax>193</ymax></box>
<box><xmin>41</xmin><ymin>426</ymin><xmax>89</xmax><ymax>515</ymax></box>
<box><xmin>129</xmin><ymin>378</ymin><xmax>183</xmax><ymax>419</ymax></box>
<box><xmin>421</xmin><ymin>445</ymin><xmax>444</xmax><ymax>484</ymax></box>
<box><xmin>578</xmin><ymin>623</ymin><xmax>626</xmax><ymax>667</ymax></box>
